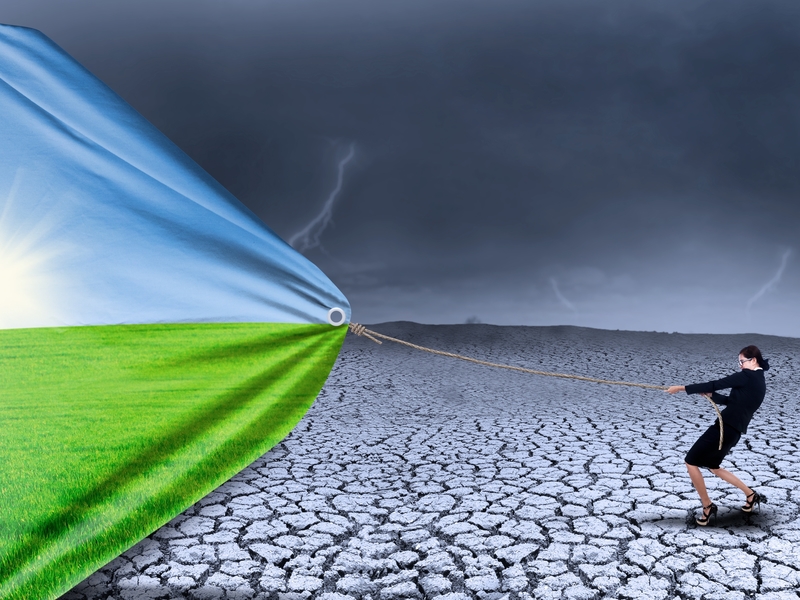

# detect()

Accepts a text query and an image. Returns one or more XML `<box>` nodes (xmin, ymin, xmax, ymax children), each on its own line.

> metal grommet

<box><xmin>327</xmin><ymin>307</ymin><xmax>346</xmax><ymax>326</ymax></box>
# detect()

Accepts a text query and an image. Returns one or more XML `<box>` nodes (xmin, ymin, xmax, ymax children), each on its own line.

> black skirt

<box><xmin>685</xmin><ymin>421</ymin><xmax>742</xmax><ymax>469</ymax></box>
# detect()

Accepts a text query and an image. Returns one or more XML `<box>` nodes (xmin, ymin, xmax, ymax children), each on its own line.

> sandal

<box><xmin>742</xmin><ymin>490</ymin><xmax>767</xmax><ymax>513</ymax></box>
<box><xmin>696</xmin><ymin>502</ymin><xmax>718</xmax><ymax>526</ymax></box>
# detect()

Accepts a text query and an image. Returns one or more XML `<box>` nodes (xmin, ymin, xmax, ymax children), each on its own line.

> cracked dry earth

<box><xmin>62</xmin><ymin>323</ymin><xmax>800</xmax><ymax>600</ymax></box>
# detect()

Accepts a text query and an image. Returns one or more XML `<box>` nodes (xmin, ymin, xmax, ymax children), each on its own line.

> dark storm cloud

<box><xmin>5</xmin><ymin>0</ymin><xmax>800</xmax><ymax>334</ymax></box>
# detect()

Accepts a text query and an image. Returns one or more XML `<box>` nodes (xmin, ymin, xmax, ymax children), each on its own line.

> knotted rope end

<box><xmin>349</xmin><ymin>322</ymin><xmax>382</xmax><ymax>344</ymax></box>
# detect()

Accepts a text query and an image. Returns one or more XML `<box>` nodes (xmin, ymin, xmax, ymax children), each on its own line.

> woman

<box><xmin>667</xmin><ymin>345</ymin><xmax>769</xmax><ymax>526</ymax></box>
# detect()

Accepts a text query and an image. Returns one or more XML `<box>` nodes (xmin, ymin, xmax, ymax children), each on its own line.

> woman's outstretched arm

<box><xmin>666</xmin><ymin>386</ymin><xmax>716</xmax><ymax>401</ymax></box>
<box><xmin>668</xmin><ymin>371</ymin><xmax>747</xmax><ymax>398</ymax></box>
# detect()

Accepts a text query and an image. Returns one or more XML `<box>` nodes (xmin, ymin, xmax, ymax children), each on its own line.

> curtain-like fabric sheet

<box><xmin>0</xmin><ymin>24</ymin><xmax>349</xmax><ymax>600</ymax></box>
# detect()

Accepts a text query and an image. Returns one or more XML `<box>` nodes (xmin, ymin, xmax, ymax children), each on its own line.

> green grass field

<box><xmin>0</xmin><ymin>322</ymin><xmax>346</xmax><ymax>600</ymax></box>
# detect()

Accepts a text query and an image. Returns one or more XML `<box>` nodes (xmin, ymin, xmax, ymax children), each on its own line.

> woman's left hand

<box><xmin>666</xmin><ymin>385</ymin><xmax>685</xmax><ymax>394</ymax></box>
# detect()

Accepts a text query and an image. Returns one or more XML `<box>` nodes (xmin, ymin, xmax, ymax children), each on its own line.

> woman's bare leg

<box><xmin>709</xmin><ymin>467</ymin><xmax>753</xmax><ymax>497</ymax></box>
<box><xmin>685</xmin><ymin>463</ymin><xmax>712</xmax><ymax>506</ymax></box>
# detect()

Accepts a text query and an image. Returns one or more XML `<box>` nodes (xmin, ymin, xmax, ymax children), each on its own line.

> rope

<box><xmin>348</xmin><ymin>322</ymin><xmax>724</xmax><ymax>450</ymax></box>
<box><xmin>706</xmin><ymin>396</ymin><xmax>725</xmax><ymax>452</ymax></box>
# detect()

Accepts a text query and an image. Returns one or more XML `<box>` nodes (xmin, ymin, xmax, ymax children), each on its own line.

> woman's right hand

<box><xmin>666</xmin><ymin>385</ymin><xmax>685</xmax><ymax>394</ymax></box>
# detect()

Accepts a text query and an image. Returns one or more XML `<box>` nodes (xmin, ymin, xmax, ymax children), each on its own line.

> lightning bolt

<box><xmin>746</xmin><ymin>248</ymin><xmax>793</xmax><ymax>310</ymax></box>
<box><xmin>551</xmin><ymin>277</ymin><xmax>577</xmax><ymax>312</ymax></box>
<box><xmin>289</xmin><ymin>142</ymin><xmax>355</xmax><ymax>254</ymax></box>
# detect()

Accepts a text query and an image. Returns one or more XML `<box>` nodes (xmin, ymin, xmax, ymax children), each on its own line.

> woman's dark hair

<box><xmin>740</xmin><ymin>345</ymin><xmax>769</xmax><ymax>371</ymax></box>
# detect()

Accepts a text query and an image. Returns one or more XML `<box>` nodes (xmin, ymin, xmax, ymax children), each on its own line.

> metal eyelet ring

<box><xmin>327</xmin><ymin>307</ymin><xmax>346</xmax><ymax>326</ymax></box>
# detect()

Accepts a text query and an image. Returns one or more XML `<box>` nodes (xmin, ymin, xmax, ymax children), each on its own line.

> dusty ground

<box><xmin>62</xmin><ymin>323</ymin><xmax>800</xmax><ymax>600</ymax></box>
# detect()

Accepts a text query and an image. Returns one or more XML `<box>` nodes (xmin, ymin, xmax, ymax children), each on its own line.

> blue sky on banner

<box><xmin>0</xmin><ymin>25</ymin><xmax>349</xmax><ymax>329</ymax></box>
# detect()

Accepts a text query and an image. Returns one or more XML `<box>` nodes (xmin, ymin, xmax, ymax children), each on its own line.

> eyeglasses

<box><xmin>738</xmin><ymin>357</ymin><xmax>753</xmax><ymax>365</ymax></box>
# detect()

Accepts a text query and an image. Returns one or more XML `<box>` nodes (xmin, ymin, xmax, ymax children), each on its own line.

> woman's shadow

<box><xmin>681</xmin><ymin>507</ymin><xmax>772</xmax><ymax>528</ymax></box>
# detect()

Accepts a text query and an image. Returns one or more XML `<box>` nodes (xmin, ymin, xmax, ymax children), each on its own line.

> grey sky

<box><xmin>5</xmin><ymin>0</ymin><xmax>800</xmax><ymax>336</ymax></box>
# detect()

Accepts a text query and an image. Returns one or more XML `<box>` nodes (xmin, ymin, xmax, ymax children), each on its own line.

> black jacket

<box><xmin>685</xmin><ymin>369</ymin><xmax>766</xmax><ymax>434</ymax></box>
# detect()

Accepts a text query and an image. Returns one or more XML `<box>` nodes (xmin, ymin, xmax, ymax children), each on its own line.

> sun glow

<box><xmin>0</xmin><ymin>243</ymin><xmax>56</xmax><ymax>329</ymax></box>
<box><xmin>0</xmin><ymin>170</ymin><xmax>65</xmax><ymax>329</ymax></box>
